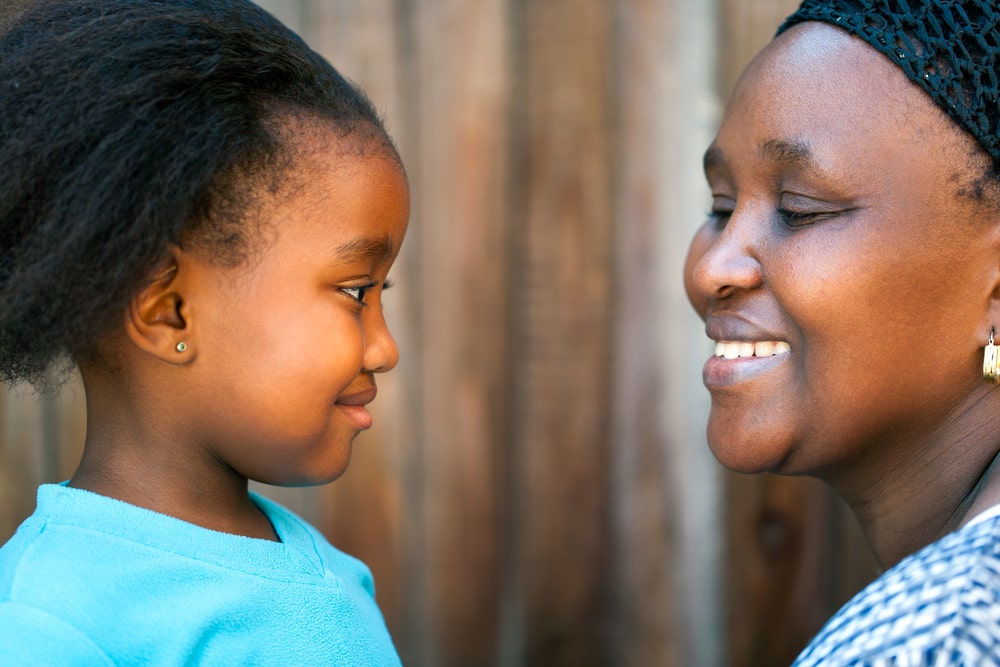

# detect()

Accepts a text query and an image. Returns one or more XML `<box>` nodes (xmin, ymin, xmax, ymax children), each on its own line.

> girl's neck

<box><xmin>70</xmin><ymin>461</ymin><xmax>280</xmax><ymax>542</ymax></box>
<box><xmin>73</xmin><ymin>365</ymin><xmax>280</xmax><ymax>541</ymax></box>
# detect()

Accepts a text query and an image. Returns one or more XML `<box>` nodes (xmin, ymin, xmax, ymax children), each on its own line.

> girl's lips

<box><xmin>702</xmin><ymin>346</ymin><xmax>790</xmax><ymax>388</ymax></box>
<box><xmin>335</xmin><ymin>386</ymin><xmax>377</xmax><ymax>430</ymax></box>
<box><xmin>336</xmin><ymin>403</ymin><xmax>373</xmax><ymax>430</ymax></box>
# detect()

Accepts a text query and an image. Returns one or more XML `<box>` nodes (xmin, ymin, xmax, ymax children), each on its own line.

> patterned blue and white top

<box><xmin>794</xmin><ymin>505</ymin><xmax>1000</xmax><ymax>666</ymax></box>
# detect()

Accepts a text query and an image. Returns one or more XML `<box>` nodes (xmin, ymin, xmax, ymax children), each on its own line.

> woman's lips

<box><xmin>703</xmin><ymin>340</ymin><xmax>791</xmax><ymax>388</ymax></box>
<box><xmin>714</xmin><ymin>340</ymin><xmax>790</xmax><ymax>359</ymax></box>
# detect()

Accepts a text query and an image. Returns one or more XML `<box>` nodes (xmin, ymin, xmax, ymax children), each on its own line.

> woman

<box><xmin>685</xmin><ymin>0</ymin><xmax>1000</xmax><ymax>663</ymax></box>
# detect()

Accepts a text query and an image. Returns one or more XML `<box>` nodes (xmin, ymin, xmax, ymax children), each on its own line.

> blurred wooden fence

<box><xmin>0</xmin><ymin>0</ymin><xmax>878</xmax><ymax>665</ymax></box>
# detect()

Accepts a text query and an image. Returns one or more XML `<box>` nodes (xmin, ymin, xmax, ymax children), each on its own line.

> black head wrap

<box><xmin>778</xmin><ymin>1</ymin><xmax>1000</xmax><ymax>164</ymax></box>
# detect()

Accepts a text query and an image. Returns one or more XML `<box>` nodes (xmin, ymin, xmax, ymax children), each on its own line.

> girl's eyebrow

<box><xmin>335</xmin><ymin>235</ymin><xmax>395</xmax><ymax>261</ymax></box>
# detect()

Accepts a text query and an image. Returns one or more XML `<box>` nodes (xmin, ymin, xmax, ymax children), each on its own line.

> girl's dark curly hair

<box><xmin>0</xmin><ymin>0</ymin><xmax>395</xmax><ymax>387</ymax></box>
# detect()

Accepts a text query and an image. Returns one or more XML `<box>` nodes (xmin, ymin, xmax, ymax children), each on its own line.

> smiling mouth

<box><xmin>714</xmin><ymin>341</ymin><xmax>790</xmax><ymax>359</ymax></box>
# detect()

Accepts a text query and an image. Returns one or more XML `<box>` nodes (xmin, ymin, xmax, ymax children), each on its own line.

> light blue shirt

<box><xmin>0</xmin><ymin>484</ymin><xmax>402</xmax><ymax>666</ymax></box>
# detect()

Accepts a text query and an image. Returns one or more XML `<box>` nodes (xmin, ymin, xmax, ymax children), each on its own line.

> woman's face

<box><xmin>684</xmin><ymin>22</ymin><xmax>1000</xmax><ymax>483</ymax></box>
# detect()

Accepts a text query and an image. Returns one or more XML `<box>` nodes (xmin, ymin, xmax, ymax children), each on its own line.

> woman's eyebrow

<box><xmin>758</xmin><ymin>138</ymin><xmax>816</xmax><ymax>171</ymax></box>
<box><xmin>335</xmin><ymin>235</ymin><xmax>395</xmax><ymax>260</ymax></box>
<box><xmin>703</xmin><ymin>146</ymin><xmax>724</xmax><ymax>175</ymax></box>
<box><xmin>703</xmin><ymin>140</ymin><xmax>819</xmax><ymax>174</ymax></box>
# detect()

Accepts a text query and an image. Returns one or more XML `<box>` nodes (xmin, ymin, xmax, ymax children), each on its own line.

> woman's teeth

<box><xmin>714</xmin><ymin>341</ymin><xmax>790</xmax><ymax>359</ymax></box>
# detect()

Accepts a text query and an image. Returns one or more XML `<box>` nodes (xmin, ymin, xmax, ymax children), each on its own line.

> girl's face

<box><xmin>684</xmin><ymin>23</ymin><xmax>1000</xmax><ymax>485</ymax></box>
<box><xmin>182</xmin><ymin>136</ymin><xmax>409</xmax><ymax>486</ymax></box>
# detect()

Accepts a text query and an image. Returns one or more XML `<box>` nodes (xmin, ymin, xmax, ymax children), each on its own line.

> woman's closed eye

<box><xmin>707</xmin><ymin>208</ymin><xmax>733</xmax><ymax>227</ymax></box>
<box><xmin>708</xmin><ymin>194</ymin><xmax>736</xmax><ymax>228</ymax></box>
<box><xmin>777</xmin><ymin>208</ymin><xmax>828</xmax><ymax>227</ymax></box>
<box><xmin>778</xmin><ymin>193</ymin><xmax>849</xmax><ymax>228</ymax></box>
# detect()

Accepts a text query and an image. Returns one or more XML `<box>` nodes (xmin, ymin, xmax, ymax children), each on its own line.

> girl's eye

<box><xmin>341</xmin><ymin>282</ymin><xmax>377</xmax><ymax>306</ymax></box>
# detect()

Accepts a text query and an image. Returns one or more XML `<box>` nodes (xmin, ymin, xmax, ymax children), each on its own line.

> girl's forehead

<box><xmin>259</xmin><ymin>146</ymin><xmax>408</xmax><ymax>237</ymax></box>
<box><xmin>202</xmin><ymin>151</ymin><xmax>408</xmax><ymax>284</ymax></box>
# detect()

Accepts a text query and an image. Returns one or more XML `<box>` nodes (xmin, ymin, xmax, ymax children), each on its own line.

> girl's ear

<box><xmin>124</xmin><ymin>245</ymin><xmax>194</xmax><ymax>364</ymax></box>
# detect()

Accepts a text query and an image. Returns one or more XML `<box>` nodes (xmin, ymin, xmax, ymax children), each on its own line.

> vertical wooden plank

<box><xmin>718</xmin><ymin>0</ymin><xmax>797</xmax><ymax>97</ymax></box>
<box><xmin>0</xmin><ymin>373</ymin><xmax>86</xmax><ymax>543</ymax></box>
<box><xmin>0</xmin><ymin>386</ymin><xmax>45</xmax><ymax>543</ymax></box>
<box><xmin>47</xmin><ymin>373</ymin><xmax>87</xmax><ymax>484</ymax></box>
<box><xmin>608</xmin><ymin>0</ymin><xmax>683</xmax><ymax>665</ymax></box>
<box><xmin>611</xmin><ymin>0</ymin><xmax>731</xmax><ymax>664</ymax></box>
<box><xmin>502</xmin><ymin>2</ymin><xmax>615</xmax><ymax>665</ymax></box>
<box><xmin>252</xmin><ymin>0</ymin><xmax>308</xmax><ymax>35</ymax></box>
<box><xmin>399</xmin><ymin>1</ymin><xmax>512</xmax><ymax>664</ymax></box>
<box><xmin>715</xmin><ymin>1</ymin><xmax>880</xmax><ymax>664</ymax></box>
<box><xmin>723</xmin><ymin>473</ymin><xmax>877</xmax><ymax>665</ymax></box>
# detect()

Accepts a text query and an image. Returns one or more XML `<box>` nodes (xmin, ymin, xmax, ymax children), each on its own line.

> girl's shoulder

<box><xmin>1</xmin><ymin>485</ymin><xmax>399</xmax><ymax>665</ymax></box>
<box><xmin>0</xmin><ymin>601</ymin><xmax>115</xmax><ymax>666</ymax></box>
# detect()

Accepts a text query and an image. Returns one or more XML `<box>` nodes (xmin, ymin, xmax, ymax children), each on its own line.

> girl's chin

<box><xmin>250</xmin><ymin>456</ymin><xmax>354</xmax><ymax>488</ymax></box>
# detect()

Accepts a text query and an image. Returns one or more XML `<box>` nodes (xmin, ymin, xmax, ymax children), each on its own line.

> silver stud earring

<box><xmin>175</xmin><ymin>342</ymin><xmax>188</xmax><ymax>353</ymax></box>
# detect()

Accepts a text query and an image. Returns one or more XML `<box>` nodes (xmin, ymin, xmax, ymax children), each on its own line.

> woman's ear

<box><xmin>124</xmin><ymin>245</ymin><xmax>194</xmax><ymax>364</ymax></box>
<box><xmin>980</xmin><ymin>206</ymin><xmax>1000</xmax><ymax>327</ymax></box>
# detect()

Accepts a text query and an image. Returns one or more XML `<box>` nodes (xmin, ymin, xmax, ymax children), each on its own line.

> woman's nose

<box><xmin>684</xmin><ymin>212</ymin><xmax>764</xmax><ymax>313</ymax></box>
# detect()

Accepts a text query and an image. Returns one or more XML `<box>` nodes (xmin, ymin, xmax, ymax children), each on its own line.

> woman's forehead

<box><xmin>718</xmin><ymin>23</ymin><xmax>958</xmax><ymax>157</ymax></box>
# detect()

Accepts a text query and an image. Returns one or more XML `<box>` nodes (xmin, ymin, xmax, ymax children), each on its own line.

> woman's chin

<box><xmin>707</xmin><ymin>432</ymin><xmax>794</xmax><ymax>475</ymax></box>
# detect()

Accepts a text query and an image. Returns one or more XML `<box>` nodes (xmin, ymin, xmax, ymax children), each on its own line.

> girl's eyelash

<box><xmin>342</xmin><ymin>281</ymin><xmax>378</xmax><ymax>305</ymax></box>
<box><xmin>707</xmin><ymin>210</ymin><xmax>733</xmax><ymax>226</ymax></box>
<box><xmin>341</xmin><ymin>279</ymin><xmax>393</xmax><ymax>306</ymax></box>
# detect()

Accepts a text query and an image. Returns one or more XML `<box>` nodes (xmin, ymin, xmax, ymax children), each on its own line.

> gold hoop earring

<box><xmin>984</xmin><ymin>330</ymin><xmax>999</xmax><ymax>384</ymax></box>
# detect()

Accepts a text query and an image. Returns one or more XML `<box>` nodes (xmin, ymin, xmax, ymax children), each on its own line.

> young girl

<box><xmin>0</xmin><ymin>1</ymin><xmax>407</xmax><ymax>664</ymax></box>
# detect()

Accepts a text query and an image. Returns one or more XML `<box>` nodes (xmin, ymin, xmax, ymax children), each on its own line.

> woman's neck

<box><xmin>834</xmin><ymin>425</ymin><xmax>1000</xmax><ymax>569</ymax></box>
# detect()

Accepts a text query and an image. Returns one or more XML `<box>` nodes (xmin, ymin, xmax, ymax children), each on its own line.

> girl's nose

<box><xmin>363</xmin><ymin>309</ymin><xmax>399</xmax><ymax>373</ymax></box>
